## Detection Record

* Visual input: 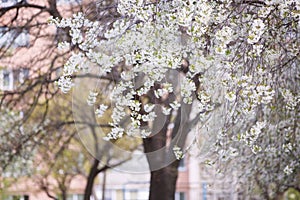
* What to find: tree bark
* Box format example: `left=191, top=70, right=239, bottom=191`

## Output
left=84, top=159, right=100, bottom=200
left=149, top=161, right=179, bottom=200
left=143, top=108, right=181, bottom=200
left=61, top=190, right=67, bottom=200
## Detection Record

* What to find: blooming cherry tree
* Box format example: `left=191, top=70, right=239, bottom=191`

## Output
left=50, top=0, right=299, bottom=199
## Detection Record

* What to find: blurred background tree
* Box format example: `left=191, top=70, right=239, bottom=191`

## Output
left=0, top=1, right=134, bottom=200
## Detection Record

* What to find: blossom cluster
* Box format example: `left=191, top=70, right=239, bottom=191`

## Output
left=281, top=89, right=299, bottom=110
left=173, top=145, right=184, bottom=160
left=217, top=146, right=239, bottom=162
left=247, top=19, right=266, bottom=44
left=240, top=121, right=266, bottom=154
left=95, top=104, right=108, bottom=118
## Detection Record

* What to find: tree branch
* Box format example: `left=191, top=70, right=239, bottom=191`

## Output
left=0, top=2, right=47, bottom=18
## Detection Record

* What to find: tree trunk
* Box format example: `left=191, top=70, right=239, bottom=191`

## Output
left=61, top=191, right=67, bottom=200
left=149, top=161, right=179, bottom=200
left=143, top=109, right=181, bottom=200
left=84, top=159, right=100, bottom=200
left=143, top=101, right=192, bottom=200
left=58, top=182, right=68, bottom=200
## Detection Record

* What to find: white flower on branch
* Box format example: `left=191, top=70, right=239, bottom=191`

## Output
left=225, top=91, right=236, bottom=102
left=173, top=145, right=184, bottom=160
left=57, top=76, right=73, bottom=93
left=181, top=78, right=196, bottom=104
left=141, top=112, right=156, bottom=122
left=251, top=145, right=262, bottom=154
left=247, top=19, right=265, bottom=44
left=144, top=104, right=155, bottom=113
left=63, top=52, right=84, bottom=76
left=215, top=26, right=234, bottom=45
left=105, top=127, right=124, bottom=140
left=170, top=101, right=181, bottom=110
left=282, top=89, right=299, bottom=110
left=218, top=149, right=229, bottom=162
left=229, top=147, right=239, bottom=157
left=95, top=104, right=108, bottom=118
left=162, top=106, right=171, bottom=116
left=284, top=165, right=293, bottom=175
left=57, top=41, right=70, bottom=51
left=87, top=91, right=98, bottom=106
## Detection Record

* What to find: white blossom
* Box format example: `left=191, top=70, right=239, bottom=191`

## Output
left=87, top=91, right=98, bottom=106
left=144, top=104, right=155, bottom=113
left=251, top=145, right=262, bottom=154
left=141, top=112, right=157, bottom=122
left=247, top=19, right=266, bottom=44
left=229, top=147, right=239, bottom=157
left=162, top=106, right=171, bottom=116
left=181, top=78, right=196, bottom=104
left=111, top=105, right=126, bottom=125
left=129, top=100, right=141, bottom=112
left=215, top=26, right=234, bottom=45
left=63, top=52, right=84, bottom=76
left=173, top=145, right=184, bottom=160
left=282, top=89, right=299, bottom=110
left=57, top=76, right=73, bottom=93
left=284, top=165, right=293, bottom=175
left=253, top=85, right=275, bottom=104
left=106, top=127, right=124, bottom=140
left=57, top=41, right=70, bottom=51
left=170, top=101, right=180, bottom=110
left=218, top=149, right=229, bottom=162
left=225, top=91, right=236, bottom=102
left=241, top=121, right=266, bottom=148
left=95, top=104, right=108, bottom=117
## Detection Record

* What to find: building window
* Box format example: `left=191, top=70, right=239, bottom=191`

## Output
left=57, top=0, right=82, bottom=5
left=0, top=69, right=14, bottom=91
left=0, top=0, right=23, bottom=8
left=124, top=189, right=137, bottom=200
left=0, top=0, right=16, bottom=7
left=14, top=29, right=29, bottom=47
left=66, top=194, right=84, bottom=200
left=175, top=192, right=186, bottom=200
left=58, top=194, right=83, bottom=200
left=0, top=27, right=29, bottom=48
left=95, top=189, right=114, bottom=200
left=3, top=195, right=29, bottom=200
left=19, top=68, right=29, bottom=84
left=0, top=68, right=29, bottom=91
